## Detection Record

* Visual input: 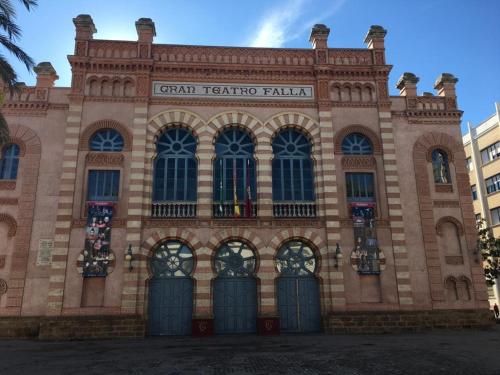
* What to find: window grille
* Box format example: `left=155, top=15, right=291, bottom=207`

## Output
left=341, top=133, right=373, bottom=155
left=87, top=170, right=120, bottom=201
left=346, top=173, right=375, bottom=201
left=90, top=129, right=124, bottom=152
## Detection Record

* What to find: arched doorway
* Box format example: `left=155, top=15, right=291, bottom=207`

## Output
left=148, top=240, right=194, bottom=335
left=213, top=240, right=257, bottom=334
left=276, top=240, right=321, bottom=332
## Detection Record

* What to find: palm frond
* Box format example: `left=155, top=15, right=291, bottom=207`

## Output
left=0, top=111, right=10, bottom=149
left=19, top=0, right=37, bottom=11
left=0, top=1, right=16, bottom=20
left=0, top=13, right=21, bottom=39
left=0, top=34, right=34, bottom=70
left=0, top=54, right=18, bottom=88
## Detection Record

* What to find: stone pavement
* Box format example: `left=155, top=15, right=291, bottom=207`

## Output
left=0, top=326, right=500, bottom=375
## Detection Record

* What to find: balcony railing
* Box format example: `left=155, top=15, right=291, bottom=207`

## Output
left=213, top=202, right=257, bottom=218
left=273, top=201, right=316, bottom=218
left=151, top=201, right=197, bottom=218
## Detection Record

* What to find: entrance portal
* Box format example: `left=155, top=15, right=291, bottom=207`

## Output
left=276, top=240, right=321, bottom=332
left=148, top=240, right=194, bottom=336
left=213, top=240, right=257, bottom=334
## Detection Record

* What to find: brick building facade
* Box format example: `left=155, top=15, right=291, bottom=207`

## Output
left=0, top=15, right=493, bottom=338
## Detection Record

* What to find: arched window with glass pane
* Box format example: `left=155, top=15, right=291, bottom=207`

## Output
left=0, top=144, right=20, bottom=180
left=153, top=128, right=197, bottom=203
left=341, top=133, right=373, bottom=155
left=431, top=148, right=451, bottom=184
left=213, top=128, right=256, bottom=218
left=90, top=129, right=124, bottom=152
left=272, top=129, right=314, bottom=202
left=150, top=240, right=194, bottom=278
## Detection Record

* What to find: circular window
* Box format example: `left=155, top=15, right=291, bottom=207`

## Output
left=276, top=240, right=317, bottom=276
left=214, top=241, right=256, bottom=277
left=150, top=241, right=194, bottom=278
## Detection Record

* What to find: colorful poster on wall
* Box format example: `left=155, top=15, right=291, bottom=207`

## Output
left=83, top=202, right=113, bottom=277
left=349, top=202, right=384, bottom=275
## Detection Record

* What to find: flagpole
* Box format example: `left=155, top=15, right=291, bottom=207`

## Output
left=245, top=158, right=252, bottom=218
left=233, top=158, right=240, bottom=217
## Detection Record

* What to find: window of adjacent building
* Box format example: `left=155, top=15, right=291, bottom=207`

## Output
left=485, top=173, right=500, bottom=195
left=90, top=129, right=124, bottom=152
left=272, top=129, right=314, bottom=201
left=480, top=141, right=500, bottom=165
left=431, top=149, right=451, bottom=184
left=341, top=133, right=373, bottom=155
left=87, top=170, right=120, bottom=201
left=345, top=172, right=375, bottom=201
left=213, top=128, right=256, bottom=214
left=0, top=144, right=20, bottom=180
left=491, top=206, right=500, bottom=225
left=153, top=128, right=197, bottom=202
left=471, top=185, right=478, bottom=200
left=466, top=157, right=473, bottom=172
left=475, top=213, right=482, bottom=222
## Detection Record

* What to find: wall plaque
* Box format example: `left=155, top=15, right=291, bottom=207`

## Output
left=152, top=82, right=314, bottom=100
left=37, top=239, right=53, bottom=266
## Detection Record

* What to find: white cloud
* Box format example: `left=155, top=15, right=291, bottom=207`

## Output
left=249, top=0, right=347, bottom=48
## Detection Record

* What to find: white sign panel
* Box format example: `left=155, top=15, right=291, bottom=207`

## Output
left=152, top=82, right=314, bottom=100
left=37, top=239, right=53, bottom=266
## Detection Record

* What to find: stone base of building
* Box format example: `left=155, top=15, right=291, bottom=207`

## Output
left=0, top=315, right=145, bottom=340
left=324, top=309, right=495, bottom=334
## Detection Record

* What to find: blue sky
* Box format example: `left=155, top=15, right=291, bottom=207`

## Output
left=7, top=0, right=500, bottom=132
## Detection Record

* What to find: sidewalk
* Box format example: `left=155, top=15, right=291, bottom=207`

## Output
left=0, top=326, right=499, bottom=375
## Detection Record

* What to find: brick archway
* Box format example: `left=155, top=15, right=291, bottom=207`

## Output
left=436, top=216, right=464, bottom=236
left=0, top=213, right=17, bottom=237
left=79, top=119, right=132, bottom=151
left=413, top=131, right=485, bottom=304
left=2, top=124, right=41, bottom=314
left=334, top=125, right=382, bottom=155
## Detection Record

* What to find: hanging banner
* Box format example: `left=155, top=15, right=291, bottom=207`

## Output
left=83, top=202, right=114, bottom=277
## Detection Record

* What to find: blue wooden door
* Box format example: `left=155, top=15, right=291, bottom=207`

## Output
left=148, top=277, right=193, bottom=336
left=214, top=277, right=257, bottom=334
left=278, top=277, right=321, bottom=333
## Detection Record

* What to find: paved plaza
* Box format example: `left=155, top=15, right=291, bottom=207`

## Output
left=0, top=325, right=500, bottom=375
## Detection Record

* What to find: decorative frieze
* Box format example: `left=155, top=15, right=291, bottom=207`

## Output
left=341, top=156, right=376, bottom=169
left=85, top=152, right=124, bottom=167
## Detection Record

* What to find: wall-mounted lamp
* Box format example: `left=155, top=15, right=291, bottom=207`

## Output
left=334, top=243, right=343, bottom=268
left=125, top=244, right=134, bottom=271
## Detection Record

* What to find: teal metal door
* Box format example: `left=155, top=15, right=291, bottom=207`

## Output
left=148, top=277, right=193, bottom=335
left=213, top=240, right=257, bottom=334
left=278, top=277, right=321, bottom=332
left=276, top=240, right=321, bottom=333
left=147, top=240, right=194, bottom=336
left=214, top=277, right=257, bottom=334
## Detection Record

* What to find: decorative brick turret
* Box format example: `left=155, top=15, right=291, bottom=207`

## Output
left=396, top=72, right=419, bottom=97
left=136, top=18, right=156, bottom=59
left=434, top=73, right=458, bottom=98
left=34, top=62, right=58, bottom=88
left=364, top=25, right=386, bottom=50
left=309, top=24, right=330, bottom=49
left=73, top=14, right=96, bottom=57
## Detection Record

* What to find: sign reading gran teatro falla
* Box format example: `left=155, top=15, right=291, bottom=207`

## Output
left=152, top=82, right=314, bottom=101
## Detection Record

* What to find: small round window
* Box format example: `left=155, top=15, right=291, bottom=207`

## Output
left=90, top=129, right=124, bottom=152
left=276, top=240, right=317, bottom=276
left=341, top=133, right=373, bottom=155
left=150, top=241, right=194, bottom=278
left=214, top=241, right=256, bottom=277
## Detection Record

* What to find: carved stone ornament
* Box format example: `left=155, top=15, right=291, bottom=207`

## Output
left=341, top=156, right=376, bottom=169
left=85, top=152, right=124, bottom=167
left=0, top=180, right=16, bottom=190
left=76, top=248, right=116, bottom=275
left=0, top=279, right=7, bottom=295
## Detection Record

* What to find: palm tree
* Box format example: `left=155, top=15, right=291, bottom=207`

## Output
left=0, top=0, right=37, bottom=148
